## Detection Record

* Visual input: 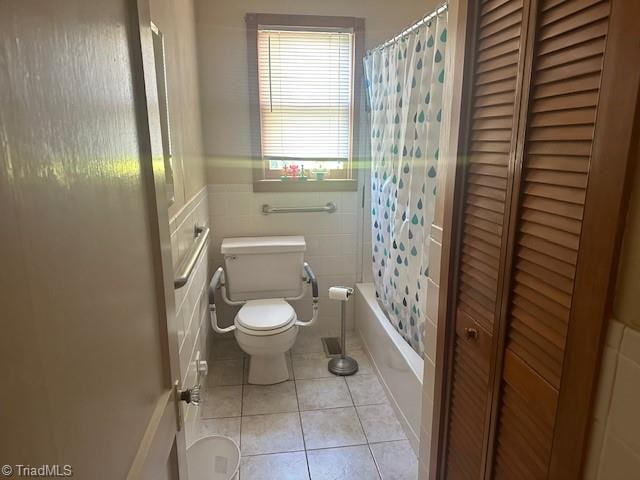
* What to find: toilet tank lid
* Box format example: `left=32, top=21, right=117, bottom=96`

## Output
left=221, top=236, right=306, bottom=255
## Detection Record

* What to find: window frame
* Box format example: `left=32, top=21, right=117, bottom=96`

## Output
left=246, top=13, right=365, bottom=192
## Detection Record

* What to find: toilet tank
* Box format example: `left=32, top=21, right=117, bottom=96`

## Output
left=221, top=236, right=306, bottom=300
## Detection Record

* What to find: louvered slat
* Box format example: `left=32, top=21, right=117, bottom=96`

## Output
left=458, top=0, right=523, bottom=332
left=493, top=0, right=611, bottom=477
left=445, top=0, right=526, bottom=477
left=504, top=0, right=609, bottom=391
left=445, top=335, right=490, bottom=479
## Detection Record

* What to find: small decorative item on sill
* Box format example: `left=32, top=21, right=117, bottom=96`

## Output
left=288, top=164, right=300, bottom=181
left=299, top=165, right=308, bottom=181
left=313, top=164, right=328, bottom=181
left=281, top=163, right=301, bottom=182
left=280, top=163, right=289, bottom=181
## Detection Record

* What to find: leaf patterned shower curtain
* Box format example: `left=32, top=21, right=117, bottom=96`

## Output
left=364, top=13, right=447, bottom=357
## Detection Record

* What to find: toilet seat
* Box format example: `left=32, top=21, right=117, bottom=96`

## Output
left=235, top=299, right=297, bottom=336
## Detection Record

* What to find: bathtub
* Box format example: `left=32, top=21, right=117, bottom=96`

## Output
left=355, top=283, right=424, bottom=454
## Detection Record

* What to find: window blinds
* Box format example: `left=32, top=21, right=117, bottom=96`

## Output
left=257, top=29, right=353, bottom=165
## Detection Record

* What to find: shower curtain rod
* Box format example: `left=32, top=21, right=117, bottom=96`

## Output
left=366, top=2, right=448, bottom=56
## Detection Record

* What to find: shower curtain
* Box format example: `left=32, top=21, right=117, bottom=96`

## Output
left=364, top=13, right=447, bottom=357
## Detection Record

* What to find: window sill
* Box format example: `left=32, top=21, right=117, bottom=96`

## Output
left=253, top=179, right=358, bottom=192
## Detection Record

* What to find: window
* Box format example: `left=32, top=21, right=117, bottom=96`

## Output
left=246, top=14, right=364, bottom=191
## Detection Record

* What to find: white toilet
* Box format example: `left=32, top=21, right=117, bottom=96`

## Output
left=208, top=236, right=318, bottom=385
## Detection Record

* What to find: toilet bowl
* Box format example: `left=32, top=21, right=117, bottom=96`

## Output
left=208, top=236, right=319, bottom=385
left=234, top=298, right=298, bottom=384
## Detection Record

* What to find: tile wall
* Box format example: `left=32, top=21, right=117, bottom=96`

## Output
left=584, top=319, right=640, bottom=479
left=585, top=136, right=640, bottom=478
left=207, top=184, right=363, bottom=340
left=418, top=223, right=442, bottom=477
left=169, top=186, right=211, bottom=440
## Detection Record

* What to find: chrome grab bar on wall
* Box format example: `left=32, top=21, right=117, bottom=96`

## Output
left=174, top=225, right=210, bottom=289
left=261, top=202, right=337, bottom=215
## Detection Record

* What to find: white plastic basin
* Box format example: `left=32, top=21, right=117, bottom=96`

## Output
left=187, top=435, right=240, bottom=480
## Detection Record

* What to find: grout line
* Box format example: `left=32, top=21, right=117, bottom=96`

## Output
left=345, top=372, right=383, bottom=480
left=239, top=357, right=245, bottom=461
left=239, top=441, right=377, bottom=459
left=304, top=442, right=368, bottom=453
left=240, top=449, right=307, bottom=459
left=297, top=403, right=357, bottom=414
left=290, top=352, right=313, bottom=480
left=205, top=400, right=360, bottom=420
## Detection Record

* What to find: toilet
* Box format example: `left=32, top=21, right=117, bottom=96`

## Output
left=208, top=236, right=318, bottom=385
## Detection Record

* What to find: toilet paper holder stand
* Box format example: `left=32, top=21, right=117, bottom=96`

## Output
left=327, top=286, right=358, bottom=376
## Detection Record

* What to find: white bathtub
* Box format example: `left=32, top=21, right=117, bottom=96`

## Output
left=355, top=283, right=424, bottom=454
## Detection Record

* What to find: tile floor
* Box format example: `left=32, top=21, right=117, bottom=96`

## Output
left=193, top=334, right=419, bottom=479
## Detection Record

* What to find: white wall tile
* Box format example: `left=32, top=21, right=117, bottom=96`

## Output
left=426, top=278, right=439, bottom=324
left=209, top=191, right=227, bottom=217
left=592, top=345, right=619, bottom=423
left=170, top=188, right=211, bottom=443
left=607, top=355, right=640, bottom=454
left=428, top=235, right=442, bottom=286
left=584, top=420, right=605, bottom=480
left=606, top=319, right=625, bottom=349
left=209, top=183, right=252, bottom=193
left=598, top=433, right=640, bottom=480
left=424, top=318, right=437, bottom=365
left=423, top=357, right=436, bottom=404
left=430, top=224, right=443, bottom=244
left=340, top=191, right=359, bottom=213
left=587, top=319, right=640, bottom=479
left=621, top=327, right=640, bottom=366
left=339, top=234, right=357, bottom=256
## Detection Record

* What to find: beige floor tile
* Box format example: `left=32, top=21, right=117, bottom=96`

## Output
left=243, top=381, right=298, bottom=416
left=307, top=445, right=380, bottom=480
left=346, top=375, right=387, bottom=406
left=370, top=440, right=418, bottom=480
left=240, top=452, right=310, bottom=480
left=296, top=377, right=353, bottom=411
left=201, top=385, right=242, bottom=418
left=292, top=333, right=326, bottom=354
left=346, top=331, right=364, bottom=351
left=292, top=352, right=334, bottom=380
left=195, top=417, right=241, bottom=446
left=206, top=357, right=244, bottom=386
left=292, top=330, right=362, bottom=356
left=348, top=349, right=373, bottom=375
left=210, top=337, right=244, bottom=360
left=300, top=407, right=366, bottom=450
left=357, top=404, right=406, bottom=443
left=241, top=413, right=304, bottom=456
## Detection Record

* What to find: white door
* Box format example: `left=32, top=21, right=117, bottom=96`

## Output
left=128, top=0, right=191, bottom=477
left=0, top=0, right=188, bottom=478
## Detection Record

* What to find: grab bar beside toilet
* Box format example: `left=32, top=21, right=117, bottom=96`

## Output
left=208, top=267, right=236, bottom=334
left=208, top=263, right=319, bottom=333
left=174, top=225, right=210, bottom=289
left=295, top=262, right=319, bottom=327
left=261, top=202, right=337, bottom=215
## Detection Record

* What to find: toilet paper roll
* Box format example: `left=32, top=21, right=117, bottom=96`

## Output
left=329, top=286, right=354, bottom=301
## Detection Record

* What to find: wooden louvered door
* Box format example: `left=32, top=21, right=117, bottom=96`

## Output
left=437, top=0, right=640, bottom=479
left=490, top=0, right=612, bottom=478
left=443, top=0, right=530, bottom=478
